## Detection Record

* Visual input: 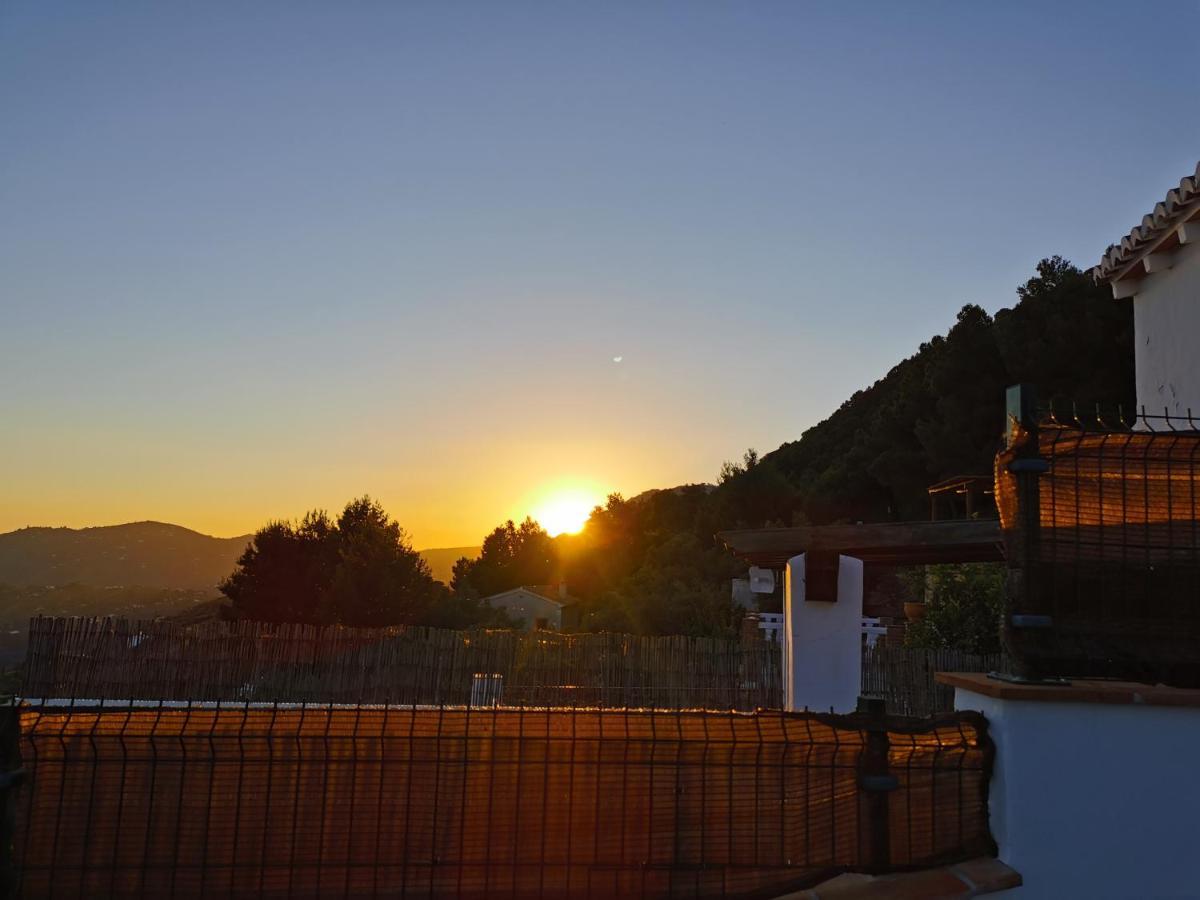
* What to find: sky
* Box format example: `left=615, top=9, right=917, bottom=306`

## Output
left=2, top=2, right=1198, bottom=547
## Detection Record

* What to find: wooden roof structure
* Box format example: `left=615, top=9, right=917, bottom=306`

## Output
left=717, top=519, right=1005, bottom=569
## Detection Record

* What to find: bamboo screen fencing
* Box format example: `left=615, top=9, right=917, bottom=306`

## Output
left=23, top=618, right=782, bottom=711
left=24, top=618, right=1016, bottom=717
left=861, top=646, right=1008, bottom=718
left=5, top=702, right=994, bottom=899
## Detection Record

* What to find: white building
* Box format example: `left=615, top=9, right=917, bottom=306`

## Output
left=1092, top=161, right=1200, bottom=416
left=481, top=583, right=579, bottom=631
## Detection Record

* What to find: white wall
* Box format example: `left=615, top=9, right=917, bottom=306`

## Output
left=783, top=554, right=863, bottom=713
left=955, top=686, right=1200, bottom=899
left=489, top=589, right=563, bottom=630
left=1134, top=241, right=1200, bottom=417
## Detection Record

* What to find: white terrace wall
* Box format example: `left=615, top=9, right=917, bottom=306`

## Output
left=954, top=685, right=1200, bottom=900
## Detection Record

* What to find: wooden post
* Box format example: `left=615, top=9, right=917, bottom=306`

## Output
left=856, top=696, right=893, bottom=873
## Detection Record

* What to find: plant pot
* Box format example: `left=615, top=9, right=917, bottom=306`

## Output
left=904, top=601, right=927, bottom=622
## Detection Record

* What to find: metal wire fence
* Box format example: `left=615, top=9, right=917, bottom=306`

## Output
left=3, top=699, right=994, bottom=899
left=997, top=399, right=1200, bottom=684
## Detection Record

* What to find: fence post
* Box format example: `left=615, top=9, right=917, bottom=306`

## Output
left=0, top=704, right=27, bottom=898
left=856, top=696, right=893, bottom=873
left=1003, top=383, right=1050, bottom=681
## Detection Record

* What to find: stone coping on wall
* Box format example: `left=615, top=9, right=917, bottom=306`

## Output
left=936, top=671, right=1200, bottom=707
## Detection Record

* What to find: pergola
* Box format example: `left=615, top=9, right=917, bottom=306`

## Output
left=720, top=519, right=1005, bottom=603
left=718, top=519, right=1005, bottom=570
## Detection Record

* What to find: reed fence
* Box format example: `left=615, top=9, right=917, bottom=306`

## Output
left=22, top=618, right=1014, bottom=716
left=22, top=618, right=782, bottom=711
left=861, top=645, right=1009, bottom=718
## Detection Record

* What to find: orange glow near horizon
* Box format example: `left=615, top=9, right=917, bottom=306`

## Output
left=0, top=430, right=704, bottom=549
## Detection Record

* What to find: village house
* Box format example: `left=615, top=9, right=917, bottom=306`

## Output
left=481, top=582, right=580, bottom=631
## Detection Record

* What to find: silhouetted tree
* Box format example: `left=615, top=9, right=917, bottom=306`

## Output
left=219, top=511, right=338, bottom=624
left=221, top=496, right=501, bottom=627
left=450, top=517, right=555, bottom=598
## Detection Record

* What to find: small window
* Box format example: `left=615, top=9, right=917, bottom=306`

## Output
left=534, top=617, right=549, bottom=631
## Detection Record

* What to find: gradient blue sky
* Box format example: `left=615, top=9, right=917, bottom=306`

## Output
left=2, top=2, right=1197, bottom=546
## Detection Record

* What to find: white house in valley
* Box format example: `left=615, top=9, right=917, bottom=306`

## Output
left=481, top=583, right=580, bottom=631
left=1091, top=161, right=1200, bottom=416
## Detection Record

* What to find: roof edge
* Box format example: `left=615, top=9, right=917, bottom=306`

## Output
left=1091, top=161, right=1200, bottom=286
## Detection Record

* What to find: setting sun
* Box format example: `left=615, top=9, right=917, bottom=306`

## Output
left=531, top=490, right=600, bottom=536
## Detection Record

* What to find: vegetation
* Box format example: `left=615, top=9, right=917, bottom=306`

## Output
left=0, top=521, right=250, bottom=590
left=902, top=564, right=1006, bottom=655
left=450, top=518, right=556, bottom=598
left=763, top=257, right=1133, bottom=523
left=220, top=497, right=511, bottom=628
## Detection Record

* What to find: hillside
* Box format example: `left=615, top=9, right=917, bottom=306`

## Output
left=0, top=522, right=252, bottom=590
left=0, top=521, right=480, bottom=591
left=761, top=257, right=1135, bottom=524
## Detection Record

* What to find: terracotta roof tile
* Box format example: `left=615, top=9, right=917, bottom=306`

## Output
left=1092, top=161, right=1200, bottom=283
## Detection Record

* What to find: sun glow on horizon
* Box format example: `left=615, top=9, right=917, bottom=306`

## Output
left=530, top=489, right=602, bottom=536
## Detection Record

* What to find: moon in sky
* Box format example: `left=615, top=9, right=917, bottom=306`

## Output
left=612, top=356, right=623, bottom=363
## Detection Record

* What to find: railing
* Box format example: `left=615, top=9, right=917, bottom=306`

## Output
left=998, top=387, right=1200, bottom=685
left=4, top=699, right=994, bottom=899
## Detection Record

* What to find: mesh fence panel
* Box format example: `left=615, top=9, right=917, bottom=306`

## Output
left=996, top=422, right=1200, bottom=683
left=6, top=703, right=993, bottom=899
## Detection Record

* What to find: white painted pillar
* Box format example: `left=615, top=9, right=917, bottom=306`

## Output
left=782, top=553, right=864, bottom=713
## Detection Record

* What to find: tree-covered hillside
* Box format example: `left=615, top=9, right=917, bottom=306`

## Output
left=764, top=257, right=1133, bottom=524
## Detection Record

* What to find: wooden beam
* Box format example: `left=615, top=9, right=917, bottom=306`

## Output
left=717, top=519, right=1005, bottom=568
left=804, top=551, right=839, bottom=602
left=1111, top=278, right=1140, bottom=300
left=1177, top=220, right=1200, bottom=245
left=1142, top=249, right=1179, bottom=274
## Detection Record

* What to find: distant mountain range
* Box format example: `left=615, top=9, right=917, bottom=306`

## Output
left=0, top=522, right=252, bottom=590
left=0, top=522, right=479, bottom=589
left=416, top=546, right=481, bottom=584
